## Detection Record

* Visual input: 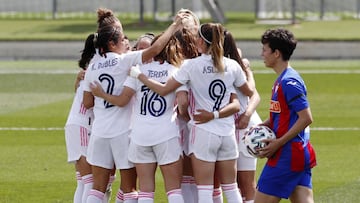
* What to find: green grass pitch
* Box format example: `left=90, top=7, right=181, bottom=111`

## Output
left=0, top=60, right=359, bottom=202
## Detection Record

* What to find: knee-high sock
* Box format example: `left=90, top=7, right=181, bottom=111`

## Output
left=115, top=189, right=124, bottom=203
left=181, top=176, right=195, bottom=203
left=124, top=191, right=138, bottom=203
left=74, top=171, right=84, bottom=203
left=167, top=188, right=184, bottom=203
left=221, top=183, right=243, bottom=203
left=213, top=187, right=223, bottom=203
left=86, top=189, right=104, bottom=203
left=82, top=174, right=93, bottom=203
left=138, top=191, right=154, bottom=203
left=197, top=185, right=213, bottom=203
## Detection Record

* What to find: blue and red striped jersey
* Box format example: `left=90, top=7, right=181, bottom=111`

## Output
left=267, top=67, right=316, bottom=171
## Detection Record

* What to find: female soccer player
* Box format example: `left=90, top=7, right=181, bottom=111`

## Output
left=64, top=33, right=95, bottom=203
left=172, top=9, right=201, bottom=203
left=82, top=13, right=187, bottom=203
left=90, top=33, right=185, bottom=203
left=254, top=28, right=317, bottom=203
left=132, top=32, right=155, bottom=51
left=130, top=23, right=256, bottom=203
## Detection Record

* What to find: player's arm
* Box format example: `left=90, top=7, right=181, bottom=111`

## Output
left=141, top=13, right=185, bottom=63
left=236, top=85, right=261, bottom=129
left=74, top=69, right=85, bottom=92
left=176, top=90, right=190, bottom=122
left=131, top=65, right=182, bottom=96
left=194, top=93, right=240, bottom=124
left=90, top=81, right=135, bottom=107
left=259, top=108, right=313, bottom=158
left=83, top=91, right=94, bottom=109
left=242, top=58, right=256, bottom=90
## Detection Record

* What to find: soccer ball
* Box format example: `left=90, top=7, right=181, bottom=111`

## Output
left=244, top=125, right=276, bottom=158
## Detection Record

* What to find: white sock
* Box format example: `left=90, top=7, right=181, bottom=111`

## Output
left=197, top=185, right=213, bottom=203
left=74, top=172, right=84, bottom=203
left=221, top=183, right=243, bottom=203
left=213, top=187, right=223, bottom=203
left=86, top=189, right=104, bottom=203
left=115, top=189, right=124, bottom=203
left=244, top=200, right=254, bottom=203
left=181, top=176, right=195, bottom=203
left=138, top=191, right=154, bottom=203
left=82, top=174, right=93, bottom=203
left=190, top=177, right=198, bottom=202
left=167, top=188, right=184, bottom=203
left=124, top=191, right=138, bottom=203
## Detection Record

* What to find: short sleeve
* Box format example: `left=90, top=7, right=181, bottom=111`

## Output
left=282, top=78, right=309, bottom=112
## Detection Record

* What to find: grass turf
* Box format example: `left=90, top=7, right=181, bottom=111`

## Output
left=0, top=60, right=359, bottom=202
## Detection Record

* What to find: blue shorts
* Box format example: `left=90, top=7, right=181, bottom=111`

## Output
left=257, top=165, right=313, bottom=199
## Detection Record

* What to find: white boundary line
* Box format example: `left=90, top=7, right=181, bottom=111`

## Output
left=0, top=127, right=359, bottom=131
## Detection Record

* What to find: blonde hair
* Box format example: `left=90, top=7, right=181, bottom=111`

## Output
left=152, top=34, right=183, bottom=67
left=177, top=8, right=200, bottom=35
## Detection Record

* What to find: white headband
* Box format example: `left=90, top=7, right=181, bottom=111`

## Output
left=199, top=24, right=212, bottom=44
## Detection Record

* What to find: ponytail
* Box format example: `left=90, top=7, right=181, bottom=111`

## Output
left=78, top=33, right=96, bottom=69
left=199, top=23, right=225, bottom=73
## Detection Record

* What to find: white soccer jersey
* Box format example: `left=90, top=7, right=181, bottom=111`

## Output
left=65, top=80, right=94, bottom=129
left=83, top=51, right=143, bottom=138
left=173, top=54, right=247, bottom=136
left=234, top=74, right=262, bottom=126
left=124, top=61, right=180, bottom=146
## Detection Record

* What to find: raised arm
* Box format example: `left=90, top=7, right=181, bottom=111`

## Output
left=141, top=13, right=186, bottom=63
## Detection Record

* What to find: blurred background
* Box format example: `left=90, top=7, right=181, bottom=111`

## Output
left=0, top=0, right=359, bottom=23
left=0, top=0, right=359, bottom=61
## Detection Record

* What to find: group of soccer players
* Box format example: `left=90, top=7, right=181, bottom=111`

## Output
left=65, top=6, right=316, bottom=203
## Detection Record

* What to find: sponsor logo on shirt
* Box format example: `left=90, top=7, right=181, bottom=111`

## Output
left=286, top=81, right=297, bottom=86
left=270, top=100, right=281, bottom=113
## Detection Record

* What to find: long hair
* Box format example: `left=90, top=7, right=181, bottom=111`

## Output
left=152, top=34, right=183, bottom=67
left=78, top=33, right=96, bottom=69
left=223, top=30, right=246, bottom=70
left=174, top=29, right=198, bottom=59
left=199, top=23, right=225, bottom=73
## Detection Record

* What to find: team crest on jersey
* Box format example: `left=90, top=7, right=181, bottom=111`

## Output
left=270, top=100, right=281, bottom=113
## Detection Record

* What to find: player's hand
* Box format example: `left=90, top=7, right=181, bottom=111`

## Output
left=129, top=65, right=141, bottom=78
left=242, top=58, right=251, bottom=70
left=193, top=109, right=214, bottom=124
left=76, top=70, right=86, bottom=81
left=235, top=112, right=251, bottom=129
left=173, top=12, right=189, bottom=29
left=90, top=81, right=105, bottom=98
left=257, top=138, right=279, bottom=159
